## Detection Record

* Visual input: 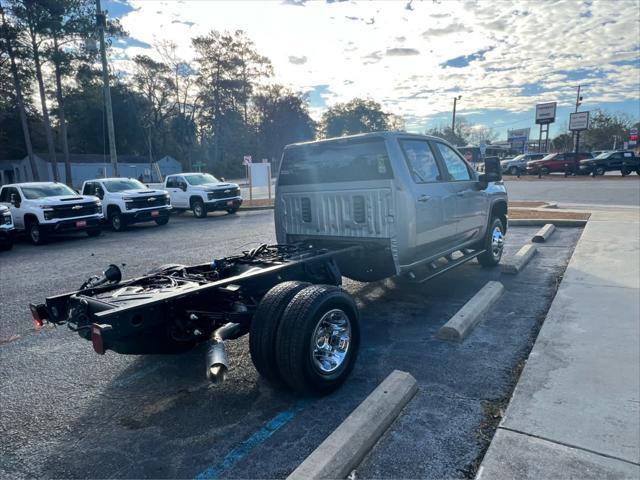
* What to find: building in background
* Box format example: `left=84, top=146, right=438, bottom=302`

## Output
left=0, top=154, right=181, bottom=189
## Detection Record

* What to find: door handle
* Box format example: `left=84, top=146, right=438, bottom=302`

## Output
left=418, top=195, right=431, bottom=203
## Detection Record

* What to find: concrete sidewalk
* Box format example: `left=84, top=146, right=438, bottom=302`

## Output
left=477, top=209, right=640, bottom=479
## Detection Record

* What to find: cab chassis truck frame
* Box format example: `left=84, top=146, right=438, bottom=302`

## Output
left=31, top=244, right=365, bottom=395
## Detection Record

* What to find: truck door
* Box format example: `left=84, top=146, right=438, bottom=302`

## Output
left=433, top=141, right=486, bottom=244
left=0, top=187, right=25, bottom=229
left=166, top=176, right=187, bottom=208
left=398, top=139, right=457, bottom=260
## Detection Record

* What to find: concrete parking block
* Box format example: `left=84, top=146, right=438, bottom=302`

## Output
left=437, top=281, right=504, bottom=342
left=287, top=370, right=418, bottom=480
left=500, top=244, right=537, bottom=274
left=532, top=223, right=556, bottom=243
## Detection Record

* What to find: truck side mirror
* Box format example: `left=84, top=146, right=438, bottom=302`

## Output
left=180, top=183, right=187, bottom=192
left=95, top=187, right=104, bottom=199
left=10, top=193, right=20, bottom=208
left=478, top=157, right=502, bottom=188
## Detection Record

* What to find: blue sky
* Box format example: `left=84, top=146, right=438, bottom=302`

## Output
left=104, top=0, right=640, bottom=140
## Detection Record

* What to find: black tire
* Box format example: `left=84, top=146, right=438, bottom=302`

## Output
left=276, top=285, right=360, bottom=395
left=226, top=208, right=238, bottom=214
left=192, top=199, right=206, bottom=218
left=86, top=228, right=101, bottom=237
left=621, top=167, right=631, bottom=176
left=249, top=281, right=311, bottom=383
left=155, top=216, right=169, bottom=226
left=508, top=166, right=518, bottom=176
left=595, top=166, right=605, bottom=176
left=110, top=210, right=126, bottom=231
left=636, top=167, right=640, bottom=176
left=540, top=167, right=550, bottom=176
left=477, top=216, right=505, bottom=267
left=27, top=219, right=46, bottom=245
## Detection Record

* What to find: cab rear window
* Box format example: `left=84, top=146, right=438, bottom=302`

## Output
left=278, top=138, right=393, bottom=185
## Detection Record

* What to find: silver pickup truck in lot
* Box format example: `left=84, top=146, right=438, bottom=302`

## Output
left=32, top=132, right=506, bottom=395
left=275, top=132, right=508, bottom=282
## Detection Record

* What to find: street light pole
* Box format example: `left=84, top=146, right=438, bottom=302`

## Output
left=96, top=0, right=118, bottom=176
left=451, top=95, right=461, bottom=134
left=574, top=85, right=583, bottom=154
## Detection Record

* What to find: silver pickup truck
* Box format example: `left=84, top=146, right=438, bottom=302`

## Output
left=275, top=131, right=508, bottom=282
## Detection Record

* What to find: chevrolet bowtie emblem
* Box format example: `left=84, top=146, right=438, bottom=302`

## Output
left=72, top=205, right=82, bottom=210
left=224, top=190, right=230, bottom=194
left=148, top=197, right=156, bottom=201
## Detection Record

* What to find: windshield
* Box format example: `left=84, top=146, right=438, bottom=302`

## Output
left=279, top=138, right=393, bottom=185
left=102, top=179, right=147, bottom=192
left=594, top=152, right=610, bottom=159
left=185, top=174, right=220, bottom=185
left=508, top=155, right=524, bottom=162
left=540, top=153, right=557, bottom=161
left=21, top=184, right=77, bottom=199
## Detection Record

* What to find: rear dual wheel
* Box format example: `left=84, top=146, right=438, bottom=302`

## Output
left=250, top=282, right=360, bottom=395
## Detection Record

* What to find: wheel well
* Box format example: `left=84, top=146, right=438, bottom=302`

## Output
left=107, top=204, right=121, bottom=218
left=190, top=196, right=203, bottom=207
left=24, top=213, right=38, bottom=227
left=490, top=201, right=508, bottom=233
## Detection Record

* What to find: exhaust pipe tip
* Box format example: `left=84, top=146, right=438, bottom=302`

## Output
left=207, top=364, right=228, bottom=384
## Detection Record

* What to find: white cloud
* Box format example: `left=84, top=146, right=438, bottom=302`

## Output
left=111, top=0, right=639, bottom=130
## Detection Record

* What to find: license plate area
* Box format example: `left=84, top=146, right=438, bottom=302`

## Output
left=226, top=200, right=234, bottom=207
left=151, top=210, right=160, bottom=217
left=76, top=220, right=87, bottom=228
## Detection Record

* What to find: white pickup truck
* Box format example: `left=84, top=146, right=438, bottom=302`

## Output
left=81, top=178, right=171, bottom=231
left=0, top=204, right=15, bottom=250
left=163, top=173, right=242, bottom=218
left=0, top=182, right=102, bottom=245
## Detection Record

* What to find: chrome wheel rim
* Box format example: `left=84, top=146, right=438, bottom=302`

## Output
left=310, top=309, right=351, bottom=374
left=491, top=226, right=504, bottom=258
left=112, top=215, right=120, bottom=229
left=194, top=204, right=202, bottom=216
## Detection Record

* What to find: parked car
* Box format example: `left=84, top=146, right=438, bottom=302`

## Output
left=579, top=150, right=640, bottom=176
left=526, top=152, right=593, bottom=175
left=501, top=153, right=547, bottom=175
left=163, top=173, right=242, bottom=218
left=0, top=182, right=102, bottom=245
left=82, top=178, right=171, bottom=231
left=0, top=204, right=15, bottom=250
left=275, top=132, right=508, bottom=281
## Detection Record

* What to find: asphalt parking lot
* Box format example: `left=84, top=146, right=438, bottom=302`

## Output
left=0, top=210, right=582, bottom=479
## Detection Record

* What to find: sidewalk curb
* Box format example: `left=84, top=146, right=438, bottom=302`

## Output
left=437, top=281, right=504, bottom=342
left=532, top=224, right=556, bottom=243
left=501, top=244, right=537, bottom=274
left=509, top=218, right=587, bottom=227
left=239, top=205, right=274, bottom=211
left=287, top=370, right=418, bottom=480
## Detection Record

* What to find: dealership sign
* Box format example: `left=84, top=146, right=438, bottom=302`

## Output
left=569, top=111, right=590, bottom=131
left=535, top=102, right=557, bottom=124
left=507, top=128, right=530, bottom=143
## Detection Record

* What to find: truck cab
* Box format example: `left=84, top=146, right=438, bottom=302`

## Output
left=0, top=182, right=103, bottom=245
left=0, top=204, right=15, bottom=250
left=275, top=132, right=508, bottom=281
left=163, top=173, right=242, bottom=218
left=82, top=178, right=171, bottom=231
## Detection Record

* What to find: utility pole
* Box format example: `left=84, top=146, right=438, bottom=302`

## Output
left=451, top=95, right=461, bottom=134
left=574, top=85, right=583, bottom=154
left=96, top=0, right=118, bottom=176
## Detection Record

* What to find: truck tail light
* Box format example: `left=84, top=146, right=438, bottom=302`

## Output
left=29, top=303, right=45, bottom=329
left=91, top=324, right=111, bottom=354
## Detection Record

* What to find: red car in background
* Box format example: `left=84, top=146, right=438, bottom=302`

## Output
left=526, top=152, right=593, bottom=175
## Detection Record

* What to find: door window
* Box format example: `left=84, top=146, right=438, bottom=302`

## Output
left=0, top=188, right=8, bottom=202
left=166, top=177, right=176, bottom=188
left=399, top=140, right=442, bottom=183
left=435, top=143, right=472, bottom=181
left=82, top=183, right=94, bottom=195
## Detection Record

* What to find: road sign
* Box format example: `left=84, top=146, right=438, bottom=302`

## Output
left=569, top=111, right=590, bottom=131
left=630, top=128, right=638, bottom=146
left=242, top=155, right=252, bottom=166
left=536, top=102, right=557, bottom=124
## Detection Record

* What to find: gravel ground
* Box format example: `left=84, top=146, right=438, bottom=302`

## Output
left=0, top=210, right=581, bottom=479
